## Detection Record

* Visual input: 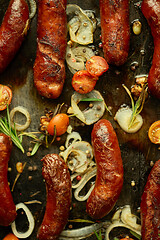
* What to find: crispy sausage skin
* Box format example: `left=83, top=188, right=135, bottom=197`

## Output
left=0, top=0, right=29, bottom=73
left=0, top=133, right=17, bottom=226
left=141, top=160, right=160, bottom=239
left=37, top=154, right=72, bottom=240
left=33, top=0, right=67, bottom=99
left=86, top=119, right=123, bottom=219
left=99, top=0, right=130, bottom=66
left=141, top=0, right=160, bottom=99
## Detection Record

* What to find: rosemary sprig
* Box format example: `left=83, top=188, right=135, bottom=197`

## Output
left=0, top=105, right=24, bottom=153
left=123, top=83, right=148, bottom=129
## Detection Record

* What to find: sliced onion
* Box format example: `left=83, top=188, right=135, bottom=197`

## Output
left=66, top=4, right=94, bottom=45
left=66, top=44, right=95, bottom=74
left=28, top=0, right=37, bottom=19
left=120, top=205, right=141, bottom=231
left=73, top=166, right=96, bottom=201
left=65, top=131, right=82, bottom=148
left=10, top=106, right=31, bottom=131
left=60, top=222, right=108, bottom=239
left=11, top=203, right=35, bottom=239
left=71, top=90, right=105, bottom=125
left=114, top=106, right=143, bottom=133
left=60, top=141, right=93, bottom=173
left=105, top=205, right=141, bottom=240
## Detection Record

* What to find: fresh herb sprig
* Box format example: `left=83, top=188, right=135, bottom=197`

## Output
left=94, top=229, right=103, bottom=240
left=123, top=83, right=148, bottom=128
left=0, top=105, right=24, bottom=153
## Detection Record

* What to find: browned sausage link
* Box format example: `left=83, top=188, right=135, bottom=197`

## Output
left=86, top=119, right=123, bottom=219
left=33, top=0, right=67, bottom=99
left=0, top=133, right=17, bottom=226
left=0, top=0, right=29, bottom=73
left=99, top=0, right=130, bottom=66
left=141, top=0, right=160, bottom=99
left=140, top=159, right=160, bottom=239
left=37, top=154, right=72, bottom=240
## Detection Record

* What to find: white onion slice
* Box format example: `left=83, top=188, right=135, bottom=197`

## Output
left=120, top=205, right=141, bottom=231
left=66, top=4, right=94, bottom=45
left=66, top=44, right=95, bottom=74
left=60, top=222, right=108, bottom=239
left=74, top=167, right=96, bottom=201
left=71, top=90, right=105, bottom=125
left=60, top=141, right=93, bottom=173
left=11, top=203, right=35, bottom=239
left=28, top=0, right=37, bottom=19
left=65, top=131, right=82, bottom=148
left=114, top=106, right=143, bottom=133
left=10, top=106, right=31, bottom=131
left=105, top=205, right=141, bottom=240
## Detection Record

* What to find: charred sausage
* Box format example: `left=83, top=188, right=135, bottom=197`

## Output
left=0, top=0, right=29, bottom=73
left=99, top=0, right=130, bottom=66
left=33, top=0, right=67, bottom=99
left=37, top=154, right=72, bottom=240
left=140, top=159, right=160, bottom=239
left=86, top=119, right=123, bottom=219
left=141, top=0, right=160, bottom=99
left=0, top=133, right=17, bottom=226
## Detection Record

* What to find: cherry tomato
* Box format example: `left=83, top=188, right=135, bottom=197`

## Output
left=148, top=120, right=160, bottom=144
left=86, top=56, right=109, bottom=77
left=3, top=233, right=19, bottom=240
left=47, top=113, right=69, bottom=136
left=120, top=238, right=133, bottom=240
left=72, top=70, right=98, bottom=94
left=0, top=84, right=12, bottom=111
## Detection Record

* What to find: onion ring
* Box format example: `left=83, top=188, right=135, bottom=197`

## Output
left=11, top=202, right=35, bottom=239
left=10, top=106, right=31, bottom=131
left=28, top=0, right=37, bottom=19
left=60, top=222, right=109, bottom=239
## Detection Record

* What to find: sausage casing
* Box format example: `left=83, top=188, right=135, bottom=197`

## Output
left=99, top=0, right=130, bottom=66
left=0, top=133, right=17, bottom=226
left=86, top=119, right=123, bottom=219
left=37, top=154, right=72, bottom=240
left=0, top=0, right=29, bottom=73
left=141, top=159, right=160, bottom=239
left=141, top=0, right=160, bottom=99
left=33, top=0, right=67, bottom=99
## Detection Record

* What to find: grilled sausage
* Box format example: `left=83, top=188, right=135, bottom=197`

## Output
left=0, top=133, right=17, bottom=226
left=37, top=154, right=72, bottom=240
left=141, top=0, right=160, bottom=99
left=140, top=159, right=160, bottom=239
left=99, top=0, right=130, bottom=66
left=86, top=119, right=123, bottom=219
left=0, top=0, right=29, bottom=73
left=33, top=0, right=67, bottom=99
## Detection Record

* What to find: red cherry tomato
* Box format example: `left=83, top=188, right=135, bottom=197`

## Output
left=148, top=120, right=160, bottom=144
left=3, top=233, right=19, bottom=240
left=72, top=70, right=98, bottom=94
left=0, top=84, right=12, bottom=111
left=86, top=56, right=109, bottom=77
left=47, top=113, right=69, bottom=136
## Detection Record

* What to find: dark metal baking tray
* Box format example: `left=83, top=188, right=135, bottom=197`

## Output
left=0, top=0, right=160, bottom=239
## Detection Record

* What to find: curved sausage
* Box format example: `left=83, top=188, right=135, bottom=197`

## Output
left=0, top=133, right=17, bottom=226
left=33, top=0, right=67, bottom=99
left=86, top=119, right=123, bottom=219
left=141, top=0, right=160, bottom=99
left=99, top=0, right=130, bottom=66
left=0, top=0, right=29, bottom=73
left=37, top=154, right=72, bottom=240
left=140, top=159, right=160, bottom=240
